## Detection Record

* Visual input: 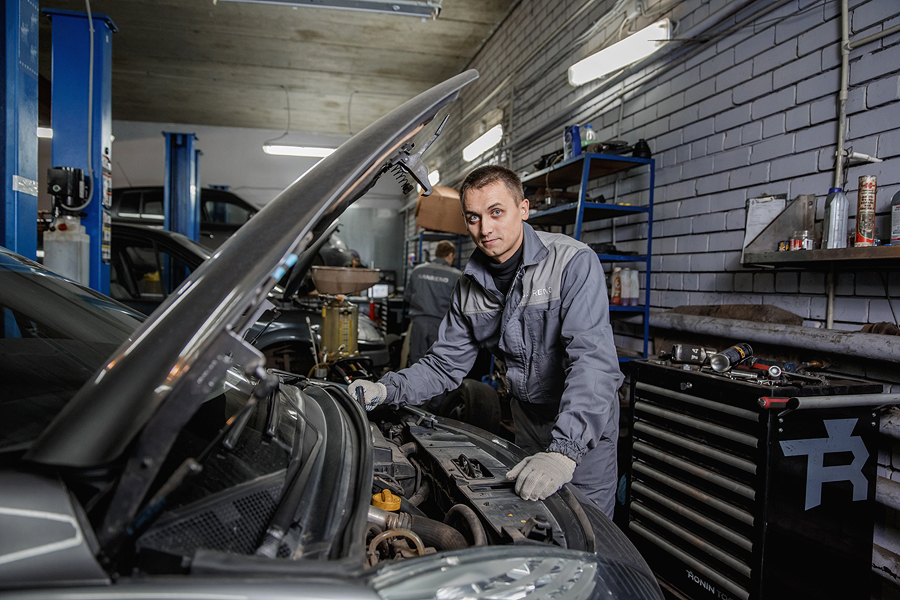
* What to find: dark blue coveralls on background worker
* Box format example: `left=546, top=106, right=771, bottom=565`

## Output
left=404, top=241, right=461, bottom=365
left=351, top=165, right=623, bottom=516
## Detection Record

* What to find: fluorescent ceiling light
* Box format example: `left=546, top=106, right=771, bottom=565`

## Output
left=463, top=125, right=503, bottom=162
left=263, top=144, right=335, bottom=157
left=37, top=127, right=53, bottom=138
left=428, top=170, right=440, bottom=186
left=218, top=0, right=440, bottom=18
left=568, top=18, right=671, bottom=86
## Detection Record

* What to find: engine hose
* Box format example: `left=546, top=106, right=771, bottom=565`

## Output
left=399, top=442, right=417, bottom=457
left=365, top=523, right=383, bottom=539
left=368, top=506, right=468, bottom=552
left=444, top=504, right=488, bottom=547
left=406, top=514, right=468, bottom=551
left=408, top=480, right=431, bottom=507
left=368, top=528, right=426, bottom=559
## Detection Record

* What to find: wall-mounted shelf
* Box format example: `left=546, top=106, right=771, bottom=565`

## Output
left=743, top=244, right=900, bottom=330
left=743, top=245, right=900, bottom=269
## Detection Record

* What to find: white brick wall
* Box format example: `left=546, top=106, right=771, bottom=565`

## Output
left=406, top=0, right=900, bottom=350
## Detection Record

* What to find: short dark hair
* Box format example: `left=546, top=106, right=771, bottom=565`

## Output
left=435, top=241, right=456, bottom=258
left=459, top=165, right=524, bottom=206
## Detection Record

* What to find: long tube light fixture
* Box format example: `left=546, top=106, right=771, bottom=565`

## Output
left=218, top=0, right=441, bottom=19
left=263, top=144, right=335, bottom=157
left=568, top=18, right=671, bottom=86
left=463, top=124, right=503, bottom=162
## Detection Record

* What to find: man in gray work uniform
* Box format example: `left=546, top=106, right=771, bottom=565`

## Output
left=405, top=241, right=461, bottom=365
left=351, top=165, right=623, bottom=516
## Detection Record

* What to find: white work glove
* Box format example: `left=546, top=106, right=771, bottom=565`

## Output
left=348, top=380, right=387, bottom=411
left=506, top=452, right=577, bottom=501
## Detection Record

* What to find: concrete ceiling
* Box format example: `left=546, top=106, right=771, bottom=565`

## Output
left=38, top=0, right=516, bottom=136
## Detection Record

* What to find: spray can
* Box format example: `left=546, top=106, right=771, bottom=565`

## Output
left=823, top=188, right=849, bottom=249
left=855, top=175, right=877, bottom=247
left=891, top=191, right=900, bottom=245
left=709, top=343, right=753, bottom=372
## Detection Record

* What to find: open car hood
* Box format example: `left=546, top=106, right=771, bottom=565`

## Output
left=27, top=69, right=477, bottom=469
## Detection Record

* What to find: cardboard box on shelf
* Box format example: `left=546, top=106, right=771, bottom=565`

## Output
left=415, top=186, right=468, bottom=236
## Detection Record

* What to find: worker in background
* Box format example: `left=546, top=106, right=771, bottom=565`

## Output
left=349, top=249, right=364, bottom=268
left=404, top=241, right=461, bottom=365
left=351, top=165, right=623, bottom=516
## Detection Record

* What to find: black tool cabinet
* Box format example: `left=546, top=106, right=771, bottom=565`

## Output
left=626, top=360, right=881, bottom=600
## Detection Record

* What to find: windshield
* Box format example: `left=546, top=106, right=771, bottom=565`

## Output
left=0, top=249, right=142, bottom=451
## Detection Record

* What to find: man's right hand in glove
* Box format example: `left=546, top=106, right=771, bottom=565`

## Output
left=348, top=380, right=387, bottom=411
left=506, top=452, right=576, bottom=501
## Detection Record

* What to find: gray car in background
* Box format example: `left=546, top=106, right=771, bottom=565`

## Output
left=110, top=222, right=390, bottom=373
left=111, top=186, right=258, bottom=249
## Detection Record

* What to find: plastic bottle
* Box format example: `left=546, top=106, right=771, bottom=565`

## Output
left=891, top=190, right=900, bottom=245
left=44, top=214, right=91, bottom=286
left=630, top=269, right=640, bottom=306
left=581, top=124, right=597, bottom=149
left=620, top=268, right=632, bottom=306
left=823, top=187, right=849, bottom=249
left=610, top=267, right=622, bottom=305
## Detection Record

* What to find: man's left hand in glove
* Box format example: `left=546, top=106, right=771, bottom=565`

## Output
left=506, top=452, right=576, bottom=501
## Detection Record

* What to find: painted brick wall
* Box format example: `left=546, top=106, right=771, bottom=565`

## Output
left=408, top=0, right=900, bottom=357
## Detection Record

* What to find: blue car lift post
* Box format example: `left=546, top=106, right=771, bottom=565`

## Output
left=163, top=132, right=200, bottom=242
left=44, top=9, right=116, bottom=295
left=1, top=0, right=40, bottom=260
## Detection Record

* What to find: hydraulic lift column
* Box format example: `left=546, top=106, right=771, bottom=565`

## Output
left=1, top=0, right=40, bottom=259
left=45, top=9, right=115, bottom=294
left=163, top=132, right=200, bottom=242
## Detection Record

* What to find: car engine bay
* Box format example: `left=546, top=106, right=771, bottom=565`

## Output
left=122, top=371, right=600, bottom=575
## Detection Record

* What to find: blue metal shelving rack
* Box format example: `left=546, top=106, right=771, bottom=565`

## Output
left=522, top=152, right=655, bottom=362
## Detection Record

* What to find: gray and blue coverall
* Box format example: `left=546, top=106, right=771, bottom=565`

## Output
left=382, top=223, right=623, bottom=515
left=404, top=257, right=462, bottom=364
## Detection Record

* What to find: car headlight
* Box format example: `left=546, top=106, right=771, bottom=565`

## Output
left=369, top=546, right=635, bottom=600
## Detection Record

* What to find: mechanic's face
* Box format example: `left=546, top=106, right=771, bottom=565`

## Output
left=462, top=181, right=529, bottom=264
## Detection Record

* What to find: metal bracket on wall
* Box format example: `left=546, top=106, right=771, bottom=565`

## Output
left=742, top=194, right=816, bottom=256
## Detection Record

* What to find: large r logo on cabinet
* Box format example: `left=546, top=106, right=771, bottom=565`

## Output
left=779, top=418, right=869, bottom=510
